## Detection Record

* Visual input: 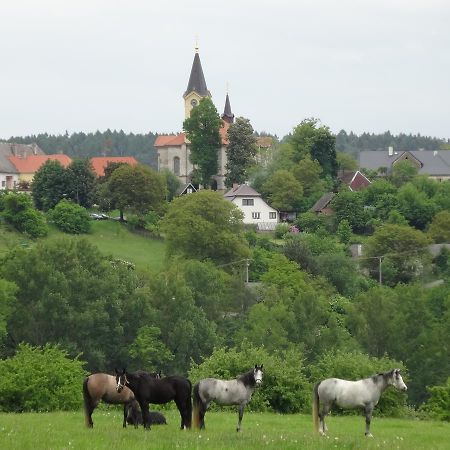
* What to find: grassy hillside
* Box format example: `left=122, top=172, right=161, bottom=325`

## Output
left=0, top=220, right=165, bottom=273
left=0, top=410, right=448, bottom=450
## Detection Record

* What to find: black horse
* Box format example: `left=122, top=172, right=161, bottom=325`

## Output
left=125, top=400, right=167, bottom=427
left=116, top=369, right=192, bottom=430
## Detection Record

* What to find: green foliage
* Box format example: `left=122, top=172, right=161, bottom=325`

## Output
left=189, top=343, right=311, bottom=413
left=31, top=160, right=68, bottom=211
left=274, top=222, right=289, bottom=238
left=2, top=192, right=48, bottom=238
left=225, top=117, right=257, bottom=187
left=390, top=160, right=419, bottom=187
left=183, top=97, right=222, bottom=188
left=309, top=350, right=408, bottom=417
left=161, top=190, right=250, bottom=266
left=295, top=211, right=328, bottom=233
left=336, top=219, right=352, bottom=244
left=0, top=280, right=17, bottom=349
left=47, top=199, right=91, bottom=234
left=0, top=343, right=86, bottom=412
left=159, top=168, right=181, bottom=201
left=336, top=151, right=358, bottom=171
left=108, top=164, right=167, bottom=219
left=262, top=170, right=303, bottom=211
left=331, top=190, right=370, bottom=233
left=420, top=378, right=450, bottom=421
left=428, top=211, right=450, bottom=243
left=65, top=158, right=96, bottom=207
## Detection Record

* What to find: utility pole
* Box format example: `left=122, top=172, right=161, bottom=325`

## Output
left=378, top=256, right=383, bottom=285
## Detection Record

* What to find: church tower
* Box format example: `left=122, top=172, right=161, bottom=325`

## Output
left=221, top=92, right=235, bottom=124
left=183, top=46, right=211, bottom=118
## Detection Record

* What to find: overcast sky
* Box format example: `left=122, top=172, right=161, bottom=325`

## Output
left=1, top=0, right=449, bottom=140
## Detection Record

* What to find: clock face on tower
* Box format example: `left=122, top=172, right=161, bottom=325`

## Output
left=190, top=99, right=198, bottom=107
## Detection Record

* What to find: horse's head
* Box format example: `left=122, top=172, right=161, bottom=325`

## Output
left=254, top=364, right=264, bottom=387
left=115, top=368, right=128, bottom=393
left=389, top=369, right=407, bottom=392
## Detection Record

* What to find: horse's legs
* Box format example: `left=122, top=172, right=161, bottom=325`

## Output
left=364, top=404, right=374, bottom=437
left=86, top=400, right=99, bottom=428
left=236, top=402, right=246, bottom=432
left=199, top=401, right=208, bottom=429
left=319, top=402, right=331, bottom=435
left=123, top=403, right=128, bottom=428
left=138, top=400, right=151, bottom=430
left=175, top=398, right=190, bottom=430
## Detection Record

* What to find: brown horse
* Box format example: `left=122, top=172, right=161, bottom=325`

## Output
left=83, top=371, right=160, bottom=428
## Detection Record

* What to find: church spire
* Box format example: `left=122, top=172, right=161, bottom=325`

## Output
left=183, top=50, right=210, bottom=98
left=222, top=92, right=234, bottom=124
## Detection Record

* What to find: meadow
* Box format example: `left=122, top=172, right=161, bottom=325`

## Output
left=0, top=409, right=448, bottom=450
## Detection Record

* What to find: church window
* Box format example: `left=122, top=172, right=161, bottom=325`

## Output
left=173, top=157, right=180, bottom=176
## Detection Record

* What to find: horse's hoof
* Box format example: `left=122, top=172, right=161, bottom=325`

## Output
left=365, top=433, right=374, bottom=438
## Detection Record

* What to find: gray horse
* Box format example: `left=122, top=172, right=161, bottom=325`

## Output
left=313, top=369, right=407, bottom=437
left=193, top=365, right=263, bottom=432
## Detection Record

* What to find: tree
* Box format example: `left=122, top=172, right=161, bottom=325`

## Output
left=159, top=168, right=181, bottom=201
left=183, top=97, right=222, bottom=188
left=336, top=219, right=352, bottom=244
left=336, top=151, right=358, bottom=172
left=289, top=118, right=337, bottom=178
left=161, top=190, right=250, bottom=266
left=331, top=190, right=370, bottom=233
left=262, top=170, right=303, bottom=211
left=390, top=160, right=419, bottom=187
left=65, top=159, right=96, bottom=207
left=225, top=117, right=257, bottom=187
left=108, top=164, right=166, bottom=220
left=428, top=211, right=450, bottom=243
left=292, top=155, right=324, bottom=196
left=31, top=160, right=68, bottom=211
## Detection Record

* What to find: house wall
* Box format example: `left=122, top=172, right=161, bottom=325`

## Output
left=232, top=196, right=278, bottom=224
left=0, top=173, right=19, bottom=189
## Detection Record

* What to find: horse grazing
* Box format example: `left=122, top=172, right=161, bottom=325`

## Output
left=193, top=364, right=264, bottom=432
left=125, top=400, right=167, bottom=427
left=115, top=369, right=192, bottom=430
left=83, top=371, right=161, bottom=428
left=313, top=369, right=407, bottom=437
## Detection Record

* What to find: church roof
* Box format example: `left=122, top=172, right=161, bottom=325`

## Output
left=183, top=52, right=210, bottom=98
left=222, top=93, right=234, bottom=123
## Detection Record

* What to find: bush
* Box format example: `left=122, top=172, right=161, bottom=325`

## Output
left=189, top=342, right=311, bottom=413
left=0, top=343, right=87, bottom=412
left=308, top=350, right=408, bottom=417
left=2, top=193, right=48, bottom=238
left=274, top=223, right=289, bottom=239
left=47, top=199, right=90, bottom=234
left=420, top=378, right=450, bottom=421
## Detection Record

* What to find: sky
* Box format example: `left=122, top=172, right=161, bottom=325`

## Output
left=1, top=0, right=449, bottom=140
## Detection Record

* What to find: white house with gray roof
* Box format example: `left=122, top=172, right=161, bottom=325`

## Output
left=359, top=148, right=450, bottom=181
left=224, top=184, right=278, bottom=230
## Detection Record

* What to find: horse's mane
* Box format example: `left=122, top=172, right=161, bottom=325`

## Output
left=371, top=369, right=394, bottom=382
left=237, top=369, right=256, bottom=387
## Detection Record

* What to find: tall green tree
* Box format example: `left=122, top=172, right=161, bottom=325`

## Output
left=31, top=160, right=68, bottom=211
left=262, top=170, right=303, bottom=211
left=161, top=190, right=250, bottom=266
left=225, top=117, right=257, bottom=188
left=65, top=158, right=96, bottom=207
left=108, top=164, right=166, bottom=220
left=183, top=97, right=222, bottom=188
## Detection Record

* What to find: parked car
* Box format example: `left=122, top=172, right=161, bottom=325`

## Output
left=89, top=213, right=109, bottom=220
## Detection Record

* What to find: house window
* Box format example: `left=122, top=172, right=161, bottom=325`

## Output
left=1, top=181, right=5, bottom=187
left=252, top=212, right=261, bottom=219
left=269, top=212, right=277, bottom=219
left=242, top=199, right=254, bottom=206
left=173, top=156, right=180, bottom=176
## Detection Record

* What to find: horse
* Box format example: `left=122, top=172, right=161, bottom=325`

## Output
left=115, top=369, right=192, bottom=430
left=83, top=371, right=160, bottom=428
left=192, top=364, right=264, bottom=432
left=312, top=368, right=407, bottom=437
left=125, top=400, right=167, bottom=427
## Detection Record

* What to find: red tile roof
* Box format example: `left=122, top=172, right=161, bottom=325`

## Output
left=8, top=154, right=72, bottom=173
left=90, top=156, right=138, bottom=177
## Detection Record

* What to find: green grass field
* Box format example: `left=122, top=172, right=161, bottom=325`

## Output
left=0, top=409, right=448, bottom=450
left=0, top=220, right=166, bottom=273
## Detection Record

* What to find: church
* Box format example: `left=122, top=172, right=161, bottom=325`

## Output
left=154, top=48, right=234, bottom=191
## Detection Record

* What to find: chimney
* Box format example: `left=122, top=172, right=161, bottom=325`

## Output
left=388, top=146, right=394, bottom=157
left=232, top=183, right=239, bottom=191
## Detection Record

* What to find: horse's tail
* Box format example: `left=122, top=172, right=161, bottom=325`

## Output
left=192, top=382, right=201, bottom=429
left=83, top=377, right=92, bottom=428
left=312, top=382, right=320, bottom=433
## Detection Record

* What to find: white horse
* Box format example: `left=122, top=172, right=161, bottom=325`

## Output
left=313, top=369, right=407, bottom=437
left=192, top=365, right=263, bottom=432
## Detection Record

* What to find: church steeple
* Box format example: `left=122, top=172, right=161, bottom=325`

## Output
left=222, top=92, right=234, bottom=124
left=183, top=48, right=211, bottom=117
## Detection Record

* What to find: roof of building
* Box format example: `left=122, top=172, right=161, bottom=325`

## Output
left=359, top=150, right=450, bottom=176
left=8, top=154, right=72, bottom=173
left=183, top=52, right=210, bottom=98
left=224, top=184, right=261, bottom=198
left=338, top=170, right=371, bottom=191
left=90, top=156, right=138, bottom=177
left=222, top=93, right=234, bottom=124
left=310, top=192, right=335, bottom=212
left=0, top=142, right=46, bottom=173
left=176, top=182, right=198, bottom=196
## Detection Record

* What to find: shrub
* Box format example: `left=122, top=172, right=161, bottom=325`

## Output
left=0, top=343, right=87, bottom=412
left=189, top=342, right=311, bottom=413
left=274, top=223, right=289, bottom=239
left=420, top=378, right=450, bottom=421
left=47, top=199, right=90, bottom=234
